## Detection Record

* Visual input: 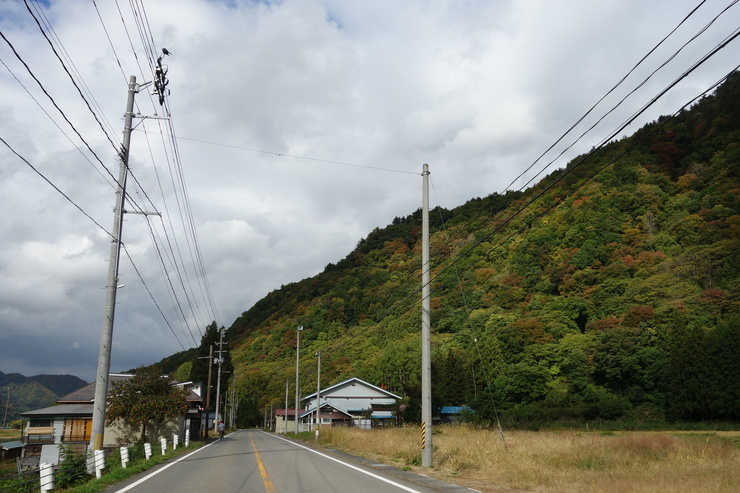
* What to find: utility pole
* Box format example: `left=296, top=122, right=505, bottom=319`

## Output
left=229, top=372, right=237, bottom=429
left=214, top=327, right=226, bottom=433
left=294, top=325, right=303, bottom=434
left=283, top=379, right=289, bottom=434
left=421, top=163, right=432, bottom=468
left=2, top=387, right=9, bottom=429
left=315, top=349, right=321, bottom=440
left=89, top=75, right=138, bottom=452
left=203, top=346, right=213, bottom=438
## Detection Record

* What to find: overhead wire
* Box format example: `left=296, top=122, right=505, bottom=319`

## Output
left=0, top=136, right=112, bottom=237
left=420, top=0, right=740, bottom=299
left=0, top=57, right=118, bottom=191
left=23, top=0, right=121, bottom=154
left=501, top=0, right=715, bottom=193
left=125, top=0, right=223, bottom=333
left=139, top=127, right=211, bottom=337
left=121, top=244, right=188, bottom=351
left=434, top=0, right=739, bottom=270
left=92, top=0, right=129, bottom=83
left=118, top=5, right=211, bottom=334
left=158, top=133, right=420, bottom=175
left=88, top=0, right=223, bottom=343
left=0, top=30, right=114, bottom=182
left=344, top=2, right=740, bottom=410
left=3, top=0, right=216, bottom=350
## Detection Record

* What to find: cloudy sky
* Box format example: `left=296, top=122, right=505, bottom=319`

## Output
left=1, top=0, right=737, bottom=383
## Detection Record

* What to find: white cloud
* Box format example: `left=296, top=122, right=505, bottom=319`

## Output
left=1, top=0, right=737, bottom=381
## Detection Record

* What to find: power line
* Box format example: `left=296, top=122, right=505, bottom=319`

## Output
left=92, top=0, right=128, bottom=83
left=0, top=57, right=119, bottom=191
left=146, top=131, right=420, bottom=175
left=502, top=0, right=716, bottom=193
left=23, top=0, right=121, bottom=154
left=0, top=30, right=114, bottom=181
left=0, top=136, right=111, bottom=237
left=121, top=243, right=188, bottom=351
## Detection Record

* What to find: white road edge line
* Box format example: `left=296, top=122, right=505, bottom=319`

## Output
left=114, top=435, right=227, bottom=492
left=266, top=431, right=422, bottom=493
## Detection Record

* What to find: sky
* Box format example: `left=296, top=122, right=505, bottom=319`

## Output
left=0, top=0, right=737, bottom=383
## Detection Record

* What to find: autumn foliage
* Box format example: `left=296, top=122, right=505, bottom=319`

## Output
left=106, top=366, right=188, bottom=441
left=174, top=72, right=740, bottom=427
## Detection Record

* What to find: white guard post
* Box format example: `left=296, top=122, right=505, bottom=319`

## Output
left=160, top=437, right=167, bottom=455
left=120, top=446, right=129, bottom=468
left=173, top=435, right=179, bottom=450
left=144, top=442, right=152, bottom=460
left=39, top=463, right=54, bottom=493
left=94, top=449, right=105, bottom=478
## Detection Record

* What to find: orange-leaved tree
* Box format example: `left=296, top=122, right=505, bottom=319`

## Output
left=105, top=365, right=188, bottom=442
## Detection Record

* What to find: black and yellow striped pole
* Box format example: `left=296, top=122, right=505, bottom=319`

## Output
left=420, top=421, right=426, bottom=451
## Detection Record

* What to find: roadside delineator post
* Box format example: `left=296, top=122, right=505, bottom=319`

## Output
left=39, top=463, right=54, bottom=493
left=94, top=449, right=105, bottom=478
left=120, top=446, right=129, bottom=468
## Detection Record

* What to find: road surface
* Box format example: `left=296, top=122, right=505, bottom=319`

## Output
left=107, top=430, right=477, bottom=493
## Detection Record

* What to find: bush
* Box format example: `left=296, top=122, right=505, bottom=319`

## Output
left=56, top=445, right=92, bottom=489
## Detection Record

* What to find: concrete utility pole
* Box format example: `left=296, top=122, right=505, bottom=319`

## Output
left=229, top=372, right=237, bottom=429
left=204, top=346, right=213, bottom=438
left=294, top=325, right=303, bottom=434
left=284, top=379, right=289, bottom=434
left=421, top=163, right=432, bottom=468
left=89, top=75, right=138, bottom=452
left=214, top=327, right=226, bottom=432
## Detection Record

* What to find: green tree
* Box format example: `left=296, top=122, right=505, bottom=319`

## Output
left=106, top=366, right=188, bottom=442
left=190, top=322, right=233, bottom=396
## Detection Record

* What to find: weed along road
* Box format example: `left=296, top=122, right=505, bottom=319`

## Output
left=108, top=430, right=475, bottom=493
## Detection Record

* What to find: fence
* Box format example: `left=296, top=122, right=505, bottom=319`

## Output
left=0, top=433, right=191, bottom=493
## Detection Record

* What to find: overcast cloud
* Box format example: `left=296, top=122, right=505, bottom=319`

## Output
left=1, top=0, right=737, bottom=383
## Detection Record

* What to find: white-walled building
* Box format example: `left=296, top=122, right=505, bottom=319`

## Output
left=297, top=377, right=402, bottom=431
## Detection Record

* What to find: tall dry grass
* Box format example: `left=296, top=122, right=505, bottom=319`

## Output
left=317, top=426, right=740, bottom=492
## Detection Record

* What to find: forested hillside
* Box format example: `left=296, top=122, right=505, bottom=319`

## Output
left=0, top=372, right=88, bottom=424
left=180, top=71, right=740, bottom=427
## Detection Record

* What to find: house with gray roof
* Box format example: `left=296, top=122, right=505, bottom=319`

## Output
left=20, top=374, right=202, bottom=468
left=297, top=377, right=402, bottom=431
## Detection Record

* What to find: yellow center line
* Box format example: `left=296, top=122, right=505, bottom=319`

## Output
left=250, top=432, right=276, bottom=493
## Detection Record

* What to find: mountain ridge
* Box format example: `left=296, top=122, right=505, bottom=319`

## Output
left=159, top=70, right=739, bottom=427
left=0, top=371, right=88, bottom=424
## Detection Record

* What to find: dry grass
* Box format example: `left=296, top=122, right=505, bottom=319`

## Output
left=0, top=429, right=22, bottom=440
left=317, top=426, right=740, bottom=493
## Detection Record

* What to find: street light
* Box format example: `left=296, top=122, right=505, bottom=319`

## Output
left=294, top=325, right=303, bottom=434
left=315, top=349, right=321, bottom=440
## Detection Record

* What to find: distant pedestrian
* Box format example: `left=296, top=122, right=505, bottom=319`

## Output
left=218, top=420, right=225, bottom=440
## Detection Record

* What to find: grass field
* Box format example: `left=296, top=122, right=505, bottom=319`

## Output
left=0, top=429, right=22, bottom=441
left=316, top=426, right=740, bottom=492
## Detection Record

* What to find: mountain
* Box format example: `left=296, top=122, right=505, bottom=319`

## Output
left=27, top=374, right=89, bottom=398
left=0, top=371, right=88, bottom=424
left=169, top=71, right=740, bottom=427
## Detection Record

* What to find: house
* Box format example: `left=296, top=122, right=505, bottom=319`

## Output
left=437, top=406, right=472, bottom=424
left=294, top=377, right=402, bottom=431
left=0, top=441, right=24, bottom=462
left=273, top=408, right=303, bottom=433
left=20, top=374, right=202, bottom=468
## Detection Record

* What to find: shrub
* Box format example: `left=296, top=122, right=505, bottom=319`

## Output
left=56, top=445, right=92, bottom=489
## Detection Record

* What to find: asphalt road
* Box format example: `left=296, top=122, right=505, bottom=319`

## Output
left=107, top=430, right=478, bottom=493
